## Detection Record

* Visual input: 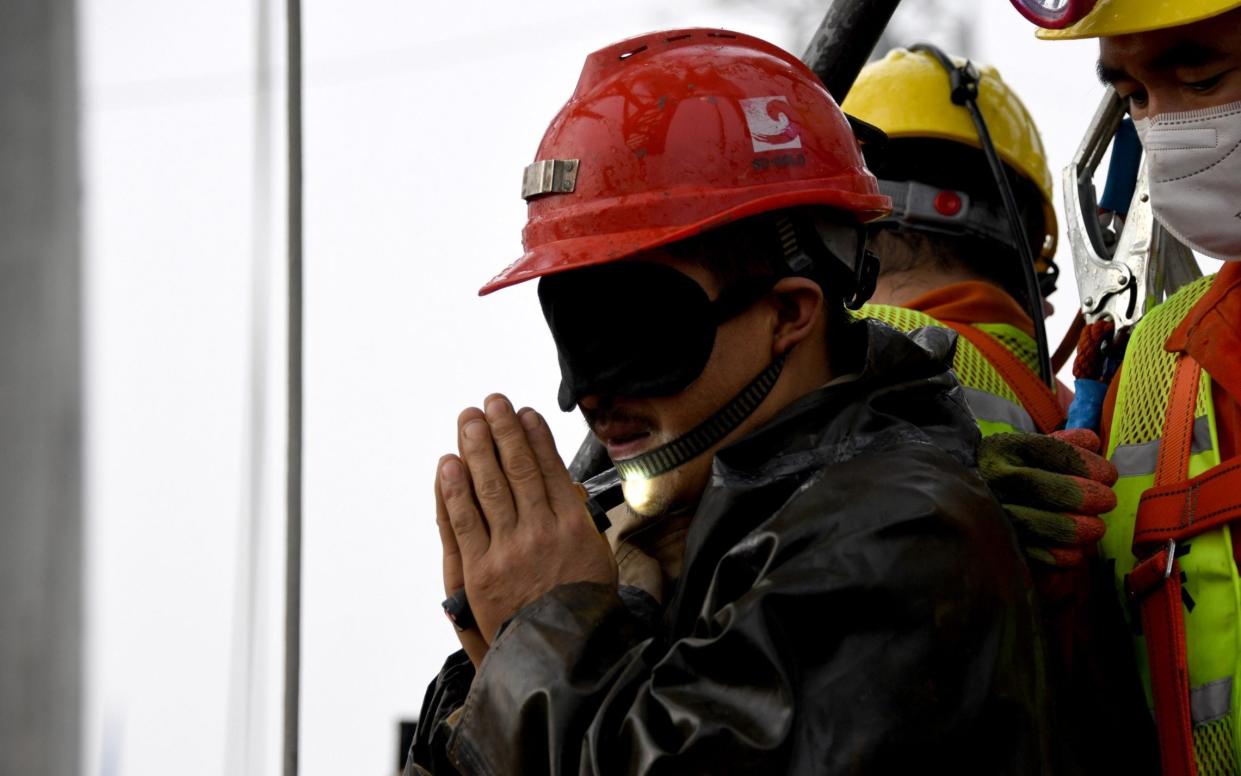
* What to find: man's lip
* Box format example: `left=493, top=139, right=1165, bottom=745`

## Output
left=602, top=432, right=653, bottom=460
left=592, top=421, right=655, bottom=459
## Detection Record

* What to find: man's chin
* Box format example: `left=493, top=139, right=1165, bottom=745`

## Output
left=619, top=464, right=707, bottom=518
left=621, top=477, right=669, bottom=517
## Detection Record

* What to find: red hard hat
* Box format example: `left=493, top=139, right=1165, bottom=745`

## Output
left=480, top=28, right=891, bottom=295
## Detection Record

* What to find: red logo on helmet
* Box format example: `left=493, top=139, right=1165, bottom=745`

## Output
left=740, top=96, right=803, bottom=152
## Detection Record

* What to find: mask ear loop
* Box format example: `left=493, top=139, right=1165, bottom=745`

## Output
left=910, top=42, right=1053, bottom=387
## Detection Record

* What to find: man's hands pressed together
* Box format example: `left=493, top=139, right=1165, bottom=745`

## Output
left=435, top=394, right=617, bottom=665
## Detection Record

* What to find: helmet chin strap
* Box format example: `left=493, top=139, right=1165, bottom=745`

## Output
left=613, top=353, right=787, bottom=481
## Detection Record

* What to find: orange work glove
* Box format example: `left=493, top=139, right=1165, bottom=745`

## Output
left=978, top=428, right=1118, bottom=567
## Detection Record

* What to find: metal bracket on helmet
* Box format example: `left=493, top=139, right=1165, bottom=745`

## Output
left=522, top=159, right=580, bottom=200
left=1065, top=89, right=1201, bottom=332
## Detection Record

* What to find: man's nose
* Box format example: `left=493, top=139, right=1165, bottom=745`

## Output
left=578, top=394, right=601, bottom=413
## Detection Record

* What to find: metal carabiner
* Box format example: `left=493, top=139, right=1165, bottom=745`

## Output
left=1064, top=89, right=1201, bottom=336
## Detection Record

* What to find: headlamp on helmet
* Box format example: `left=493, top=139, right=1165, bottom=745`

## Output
left=1010, top=0, right=1098, bottom=28
left=1014, top=0, right=1241, bottom=38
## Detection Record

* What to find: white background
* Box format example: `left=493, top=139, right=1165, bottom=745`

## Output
left=81, top=2, right=1109, bottom=774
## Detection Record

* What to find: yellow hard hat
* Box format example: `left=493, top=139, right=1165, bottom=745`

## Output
left=1036, top=0, right=1241, bottom=40
left=842, top=48, right=1057, bottom=259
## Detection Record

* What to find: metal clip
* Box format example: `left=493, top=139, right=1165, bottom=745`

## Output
left=1164, top=539, right=1178, bottom=580
left=522, top=159, right=580, bottom=200
left=1065, top=89, right=1200, bottom=334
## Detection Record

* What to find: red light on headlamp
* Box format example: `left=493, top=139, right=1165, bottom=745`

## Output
left=1008, top=0, right=1098, bottom=28
left=933, top=190, right=963, bottom=217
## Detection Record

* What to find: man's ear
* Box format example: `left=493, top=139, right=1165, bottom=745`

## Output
left=769, top=277, right=824, bottom=356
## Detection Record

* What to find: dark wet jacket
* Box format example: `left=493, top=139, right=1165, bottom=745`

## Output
left=409, top=322, right=1050, bottom=775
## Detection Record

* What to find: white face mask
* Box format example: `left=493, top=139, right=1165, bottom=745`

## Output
left=1134, top=100, right=1241, bottom=261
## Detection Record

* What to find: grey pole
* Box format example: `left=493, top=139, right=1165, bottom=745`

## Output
left=0, top=1, right=82, bottom=775
left=283, top=0, right=304, bottom=773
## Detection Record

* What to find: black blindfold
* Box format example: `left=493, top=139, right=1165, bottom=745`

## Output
left=538, top=262, right=774, bottom=411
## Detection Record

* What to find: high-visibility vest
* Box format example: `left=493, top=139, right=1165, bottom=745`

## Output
left=859, top=304, right=1064, bottom=435
left=1104, top=273, right=1241, bottom=775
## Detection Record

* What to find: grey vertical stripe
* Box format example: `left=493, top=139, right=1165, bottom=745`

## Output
left=960, top=387, right=1037, bottom=434
left=1112, top=416, right=1213, bottom=477
left=1192, top=677, right=1232, bottom=725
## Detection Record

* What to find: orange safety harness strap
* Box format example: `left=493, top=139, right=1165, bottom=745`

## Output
left=944, top=322, right=1065, bottom=433
left=1135, top=456, right=1241, bottom=546
left=1125, top=355, right=1241, bottom=776
left=1124, top=359, right=1197, bottom=775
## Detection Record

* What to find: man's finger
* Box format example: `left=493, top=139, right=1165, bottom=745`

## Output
left=996, top=432, right=1118, bottom=487
left=518, top=407, right=582, bottom=522
left=435, top=465, right=491, bottom=664
left=483, top=394, right=552, bottom=529
left=1051, top=427, right=1102, bottom=455
left=989, top=467, right=1117, bottom=514
left=458, top=406, right=518, bottom=537
left=435, top=459, right=470, bottom=595
left=1005, top=503, right=1079, bottom=544
left=1066, top=511, right=1107, bottom=543
left=1045, top=546, right=1087, bottom=567
left=1005, top=434, right=1082, bottom=474
left=438, top=454, right=490, bottom=560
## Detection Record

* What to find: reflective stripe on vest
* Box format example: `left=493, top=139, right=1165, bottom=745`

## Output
left=1104, top=273, right=1241, bottom=773
left=857, top=305, right=1044, bottom=436
left=961, top=387, right=1037, bottom=433
left=1113, top=416, right=1214, bottom=477
left=1195, top=678, right=1233, bottom=725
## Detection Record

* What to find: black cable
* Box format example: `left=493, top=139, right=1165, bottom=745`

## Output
left=283, top=0, right=303, bottom=774
left=802, top=0, right=904, bottom=101
left=911, top=43, right=1054, bottom=386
